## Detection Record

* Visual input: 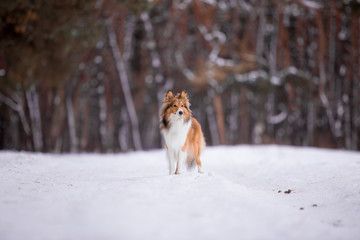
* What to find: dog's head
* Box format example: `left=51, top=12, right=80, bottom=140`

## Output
left=160, top=90, right=192, bottom=130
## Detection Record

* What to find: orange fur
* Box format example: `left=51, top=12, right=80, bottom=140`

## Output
left=182, top=117, right=204, bottom=167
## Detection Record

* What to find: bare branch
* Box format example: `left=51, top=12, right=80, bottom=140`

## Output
left=0, top=91, right=30, bottom=135
left=0, top=92, right=19, bottom=111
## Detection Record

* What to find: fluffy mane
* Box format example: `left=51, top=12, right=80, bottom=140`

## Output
left=160, top=90, right=192, bottom=130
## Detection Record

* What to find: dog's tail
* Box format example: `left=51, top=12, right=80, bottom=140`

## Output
left=186, top=139, right=206, bottom=170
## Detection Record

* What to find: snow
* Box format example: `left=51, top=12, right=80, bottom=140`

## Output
left=0, top=145, right=360, bottom=240
left=300, top=0, right=323, bottom=9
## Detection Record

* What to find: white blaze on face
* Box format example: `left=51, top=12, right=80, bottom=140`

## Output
left=169, top=107, right=183, bottom=120
left=176, top=107, right=183, bottom=117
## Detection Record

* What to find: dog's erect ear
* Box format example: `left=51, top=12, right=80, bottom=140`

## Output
left=165, top=90, right=174, bottom=100
left=180, top=90, right=187, bottom=99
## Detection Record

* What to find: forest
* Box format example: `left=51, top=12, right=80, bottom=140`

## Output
left=0, top=0, right=359, bottom=152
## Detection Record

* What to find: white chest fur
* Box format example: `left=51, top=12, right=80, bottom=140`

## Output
left=162, top=116, right=192, bottom=151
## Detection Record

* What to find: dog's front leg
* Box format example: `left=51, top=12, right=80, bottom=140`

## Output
left=167, top=150, right=175, bottom=175
left=175, top=150, right=186, bottom=174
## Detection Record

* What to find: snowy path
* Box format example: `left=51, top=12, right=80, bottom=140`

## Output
left=0, top=145, right=360, bottom=240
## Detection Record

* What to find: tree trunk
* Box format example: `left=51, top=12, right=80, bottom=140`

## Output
left=213, top=94, right=226, bottom=145
left=26, top=86, right=43, bottom=152
left=107, top=22, right=142, bottom=151
left=65, top=81, right=78, bottom=153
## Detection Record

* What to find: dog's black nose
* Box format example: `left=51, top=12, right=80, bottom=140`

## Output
left=179, top=111, right=183, bottom=115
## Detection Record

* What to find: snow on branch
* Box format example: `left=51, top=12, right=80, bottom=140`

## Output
left=199, top=0, right=252, bottom=12
left=123, top=15, right=136, bottom=62
left=235, top=66, right=313, bottom=87
left=235, top=70, right=269, bottom=83
left=141, top=12, right=161, bottom=69
left=198, top=25, right=225, bottom=43
left=267, top=110, right=288, bottom=125
left=174, top=0, right=192, bottom=10
left=298, top=0, right=323, bottom=9
left=199, top=0, right=217, bottom=5
left=197, top=25, right=235, bottom=67
left=237, top=0, right=253, bottom=12
left=175, top=50, right=195, bottom=81
left=278, top=66, right=312, bottom=82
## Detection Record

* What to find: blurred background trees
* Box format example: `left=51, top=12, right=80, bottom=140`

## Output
left=0, top=0, right=359, bottom=152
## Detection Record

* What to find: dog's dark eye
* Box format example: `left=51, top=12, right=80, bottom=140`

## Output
left=174, top=104, right=177, bottom=107
left=181, top=105, right=183, bottom=107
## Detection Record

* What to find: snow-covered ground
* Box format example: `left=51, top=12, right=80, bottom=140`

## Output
left=0, top=145, right=360, bottom=240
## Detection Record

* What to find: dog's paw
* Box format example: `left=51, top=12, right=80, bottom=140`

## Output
left=198, top=167, right=205, bottom=174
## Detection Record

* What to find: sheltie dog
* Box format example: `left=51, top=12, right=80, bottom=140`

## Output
left=160, top=90, right=205, bottom=174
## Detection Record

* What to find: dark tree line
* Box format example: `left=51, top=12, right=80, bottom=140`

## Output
left=0, top=0, right=359, bottom=152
